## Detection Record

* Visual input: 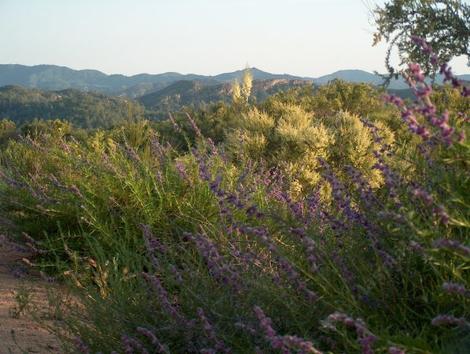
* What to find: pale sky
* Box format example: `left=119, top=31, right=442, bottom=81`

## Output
left=0, top=0, right=468, bottom=77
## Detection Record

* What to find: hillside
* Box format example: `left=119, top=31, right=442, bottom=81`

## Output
left=138, top=79, right=311, bottom=114
left=0, top=64, right=309, bottom=97
left=3, top=64, right=467, bottom=98
left=314, top=69, right=470, bottom=89
left=0, top=85, right=144, bottom=129
left=0, top=79, right=310, bottom=126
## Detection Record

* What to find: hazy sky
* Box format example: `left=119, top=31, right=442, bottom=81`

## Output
left=0, top=0, right=468, bottom=77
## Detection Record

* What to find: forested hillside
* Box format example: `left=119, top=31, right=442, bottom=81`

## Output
left=0, top=85, right=144, bottom=128
left=140, top=79, right=310, bottom=117
left=0, top=79, right=311, bottom=126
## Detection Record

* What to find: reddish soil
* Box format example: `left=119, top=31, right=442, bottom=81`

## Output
left=0, top=238, right=61, bottom=353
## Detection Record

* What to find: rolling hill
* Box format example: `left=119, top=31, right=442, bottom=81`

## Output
left=0, top=65, right=309, bottom=98
left=138, top=79, right=310, bottom=115
left=0, top=85, right=144, bottom=129
left=1, top=64, right=468, bottom=98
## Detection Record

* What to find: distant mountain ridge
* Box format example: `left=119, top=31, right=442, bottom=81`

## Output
left=0, top=65, right=310, bottom=98
left=2, top=64, right=468, bottom=98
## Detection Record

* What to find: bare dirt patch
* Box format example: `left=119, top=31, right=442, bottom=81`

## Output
left=0, top=240, right=61, bottom=353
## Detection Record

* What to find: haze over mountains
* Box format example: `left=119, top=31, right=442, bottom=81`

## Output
left=1, top=63, right=468, bottom=128
left=3, top=64, right=468, bottom=99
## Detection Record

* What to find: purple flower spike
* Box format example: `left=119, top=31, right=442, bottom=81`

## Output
left=186, top=112, right=202, bottom=137
left=254, top=306, right=323, bottom=354
left=74, top=337, right=91, bottom=354
left=324, top=312, right=377, bottom=354
left=168, top=113, right=183, bottom=134
left=442, top=282, right=470, bottom=298
left=388, top=346, right=405, bottom=354
left=121, top=335, right=149, bottom=354
left=197, top=308, right=231, bottom=353
left=142, top=273, right=189, bottom=326
left=433, top=239, right=470, bottom=257
left=136, top=327, right=169, bottom=354
left=175, top=161, right=188, bottom=180
left=431, top=315, right=468, bottom=327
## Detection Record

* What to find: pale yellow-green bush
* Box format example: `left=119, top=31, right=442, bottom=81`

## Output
left=323, top=111, right=394, bottom=188
left=227, top=104, right=395, bottom=194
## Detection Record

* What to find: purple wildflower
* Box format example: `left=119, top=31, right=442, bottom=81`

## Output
left=186, top=112, right=202, bottom=137
left=168, top=113, right=183, bottom=133
left=141, top=224, right=167, bottom=268
left=186, top=232, right=242, bottom=292
left=121, top=334, right=149, bottom=354
left=433, top=239, right=470, bottom=257
left=324, top=312, right=377, bottom=354
left=142, top=273, right=189, bottom=326
left=412, top=188, right=433, bottom=206
left=74, top=337, right=91, bottom=354
left=254, top=306, right=323, bottom=354
left=434, top=205, right=450, bottom=225
left=431, top=315, right=468, bottom=327
left=175, top=160, right=188, bottom=180
left=442, top=282, right=469, bottom=298
left=39, top=271, right=56, bottom=283
left=409, top=241, right=425, bottom=254
left=136, top=327, right=169, bottom=353
left=384, top=45, right=465, bottom=146
left=238, top=225, right=318, bottom=302
left=197, top=308, right=231, bottom=353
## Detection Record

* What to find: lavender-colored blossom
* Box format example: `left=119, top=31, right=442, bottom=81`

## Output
left=254, top=306, right=280, bottom=349
left=175, top=160, right=188, bottom=180
left=442, top=282, right=469, bottom=298
left=140, top=224, right=166, bottom=268
left=411, top=188, right=433, bottom=206
left=124, top=145, right=141, bottom=163
left=234, top=321, right=257, bottom=336
left=206, top=137, right=219, bottom=156
left=254, top=306, right=323, bottom=354
left=169, top=264, right=184, bottom=284
left=168, top=113, right=183, bottom=133
left=345, top=165, right=380, bottom=210
left=122, top=334, right=149, bottom=354
left=433, top=238, right=470, bottom=257
left=69, top=184, right=84, bottom=198
left=324, top=312, right=377, bottom=354
left=388, top=346, right=405, bottom=354
left=291, top=227, right=320, bottom=273
left=411, top=36, right=466, bottom=95
left=185, top=112, right=202, bottom=138
left=409, top=241, right=425, bottom=254
left=434, top=205, right=450, bottom=225
left=431, top=315, right=468, bottom=327
left=39, top=271, right=56, bottom=283
left=237, top=225, right=318, bottom=302
left=136, top=327, right=169, bottom=353
left=408, top=63, right=425, bottom=83
left=142, top=272, right=189, bottom=326
left=387, top=36, right=468, bottom=145
left=197, top=308, right=231, bottom=353
left=74, top=337, right=91, bottom=354
left=186, top=232, right=242, bottom=292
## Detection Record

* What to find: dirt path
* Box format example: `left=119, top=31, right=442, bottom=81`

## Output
left=0, top=238, right=61, bottom=353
